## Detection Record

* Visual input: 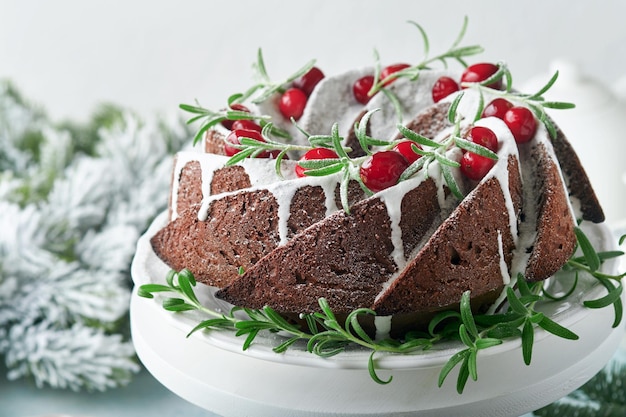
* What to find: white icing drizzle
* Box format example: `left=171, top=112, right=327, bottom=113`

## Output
left=378, top=173, right=424, bottom=271
left=374, top=315, right=392, bottom=340
left=474, top=116, right=521, bottom=245
left=496, top=230, right=511, bottom=285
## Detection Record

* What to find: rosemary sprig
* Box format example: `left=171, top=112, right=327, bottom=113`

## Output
left=180, top=48, right=314, bottom=145
left=460, top=62, right=575, bottom=139
left=367, top=17, right=484, bottom=98
left=138, top=229, right=624, bottom=392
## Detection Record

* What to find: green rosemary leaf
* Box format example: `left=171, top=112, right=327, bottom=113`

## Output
left=274, top=150, right=289, bottom=177
left=177, top=270, right=199, bottom=305
left=473, top=90, right=485, bottom=122
left=440, top=164, right=463, bottom=200
left=450, top=16, right=469, bottom=50
left=438, top=349, right=468, bottom=387
left=467, top=348, right=478, bottom=381
left=459, top=324, right=474, bottom=347
left=434, top=152, right=460, bottom=168
left=428, top=310, right=461, bottom=337
left=475, top=337, right=503, bottom=350
left=407, top=20, right=430, bottom=59
left=225, top=148, right=256, bottom=166
left=503, top=66, right=513, bottom=92
left=474, top=311, right=522, bottom=326
left=178, top=103, right=208, bottom=114
left=530, top=71, right=560, bottom=99
left=192, top=122, right=212, bottom=145
left=381, top=88, right=404, bottom=124
left=541, top=101, right=576, bottom=110
left=397, top=124, right=441, bottom=148
left=346, top=308, right=375, bottom=343
left=583, top=279, right=623, bottom=309
left=162, top=298, right=196, bottom=312
left=187, top=318, right=234, bottom=336
left=285, top=59, right=316, bottom=83
left=254, top=48, right=270, bottom=82
left=242, top=328, right=260, bottom=350
left=521, top=319, right=534, bottom=365
left=263, top=306, right=299, bottom=331
left=303, top=314, right=320, bottom=334
left=484, top=323, right=522, bottom=339
left=307, top=135, right=335, bottom=147
left=355, top=109, right=379, bottom=154
left=273, top=336, right=300, bottom=353
left=227, top=93, right=244, bottom=105
left=448, top=92, right=464, bottom=123
left=137, top=283, right=172, bottom=298
left=368, top=351, right=392, bottom=384
left=537, top=315, right=579, bottom=340
left=575, top=227, right=601, bottom=272
left=454, top=137, right=498, bottom=160
left=506, top=287, right=529, bottom=315
left=165, top=269, right=176, bottom=287
left=399, top=155, right=427, bottom=181
left=456, top=356, right=471, bottom=394
left=517, top=275, right=533, bottom=297
left=398, top=338, right=433, bottom=350
left=447, top=45, right=485, bottom=59
left=542, top=272, right=579, bottom=301
left=459, top=291, right=478, bottom=338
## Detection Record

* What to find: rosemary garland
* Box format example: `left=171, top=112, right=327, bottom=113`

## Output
left=138, top=228, right=625, bottom=393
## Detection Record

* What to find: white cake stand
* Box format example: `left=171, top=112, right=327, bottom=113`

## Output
left=131, top=212, right=625, bottom=417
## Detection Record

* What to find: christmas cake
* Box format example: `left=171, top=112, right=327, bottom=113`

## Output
left=150, top=45, right=604, bottom=334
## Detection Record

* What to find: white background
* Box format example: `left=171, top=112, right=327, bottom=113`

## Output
left=1, top=0, right=625, bottom=123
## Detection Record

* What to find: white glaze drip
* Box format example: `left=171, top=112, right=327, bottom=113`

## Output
left=374, top=315, right=392, bottom=340
left=497, top=230, right=511, bottom=285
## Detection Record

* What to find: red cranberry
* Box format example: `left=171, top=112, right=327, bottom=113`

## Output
left=221, top=103, right=250, bottom=130
left=279, top=88, right=308, bottom=120
left=503, top=107, right=537, bottom=144
left=380, top=63, right=411, bottom=87
left=231, top=119, right=262, bottom=132
left=482, top=98, right=513, bottom=120
left=460, top=151, right=495, bottom=181
left=295, top=148, right=339, bottom=177
left=224, top=129, right=265, bottom=157
left=353, top=75, right=375, bottom=104
left=466, top=126, right=499, bottom=153
left=293, top=66, right=325, bottom=97
left=392, top=140, right=423, bottom=164
left=359, top=151, right=409, bottom=193
left=461, top=63, right=502, bottom=90
left=432, top=76, right=460, bottom=103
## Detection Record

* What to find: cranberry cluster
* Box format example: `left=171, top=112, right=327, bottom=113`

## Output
left=221, top=67, right=326, bottom=159
left=279, top=67, right=325, bottom=120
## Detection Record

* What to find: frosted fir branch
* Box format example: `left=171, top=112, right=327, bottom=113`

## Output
left=0, top=81, right=189, bottom=390
left=3, top=321, right=139, bottom=392
left=76, top=224, right=140, bottom=274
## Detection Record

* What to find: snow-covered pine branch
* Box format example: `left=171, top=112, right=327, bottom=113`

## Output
left=0, top=80, right=189, bottom=391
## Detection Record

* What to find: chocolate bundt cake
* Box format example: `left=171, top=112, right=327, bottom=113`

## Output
left=150, top=55, right=604, bottom=334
